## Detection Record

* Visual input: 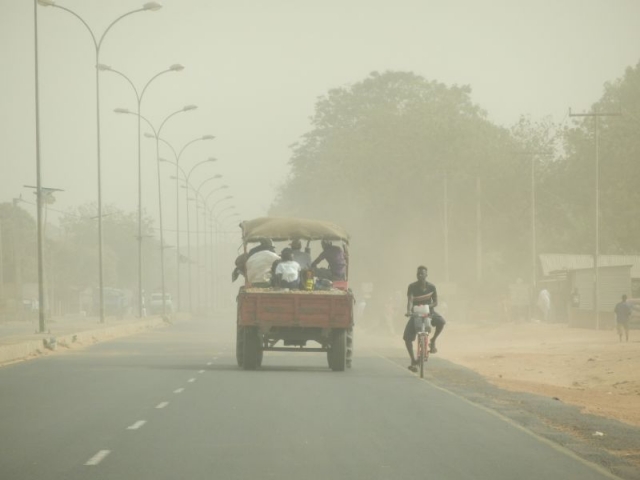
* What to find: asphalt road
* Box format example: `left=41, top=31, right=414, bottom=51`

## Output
left=0, top=315, right=624, bottom=480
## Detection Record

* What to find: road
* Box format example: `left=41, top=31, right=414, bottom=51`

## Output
left=0, top=315, right=620, bottom=480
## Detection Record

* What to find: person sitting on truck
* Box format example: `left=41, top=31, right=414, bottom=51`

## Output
left=246, top=247, right=280, bottom=287
left=232, top=238, right=275, bottom=282
left=403, top=265, right=446, bottom=372
left=290, top=238, right=312, bottom=270
left=310, top=239, right=347, bottom=280
left=275, top=248, right=302, bottom=289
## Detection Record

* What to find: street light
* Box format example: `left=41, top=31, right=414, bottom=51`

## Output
left=102, top=63, right=184, bottom=318
left=204, top=194, right=232, bottom=310
left=153, top=134, right=215, bottom=312
left=213, top=207, right=238, bottom=310
left=160, top=157, right=217, bottom=312
left=191, top=175, right=223, bottom=312
left=38, top=0, right=162, bottom=323
left=191, top=177, right=225, bottom=311
left=118, top=105, right=197, bottom=317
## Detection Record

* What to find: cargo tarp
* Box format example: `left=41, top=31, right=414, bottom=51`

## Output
left=240, top=217, right=349, bottom=244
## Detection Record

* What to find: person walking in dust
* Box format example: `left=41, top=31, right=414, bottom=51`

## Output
left=614, top=294, right=632, bottom=342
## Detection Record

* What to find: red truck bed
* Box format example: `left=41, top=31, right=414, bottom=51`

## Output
left=237, top=289, right=354, bottom=329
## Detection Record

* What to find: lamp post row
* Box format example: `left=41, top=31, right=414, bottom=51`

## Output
left=35, top=0, right=235, bottom=326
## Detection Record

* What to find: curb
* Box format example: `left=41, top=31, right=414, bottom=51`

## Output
left=0, top=318, right=168, bottom=367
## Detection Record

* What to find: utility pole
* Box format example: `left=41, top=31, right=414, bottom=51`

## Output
left=23, top=186, right=63, bottom=327
left=443, top=170, right=450, bottom=283
left=569, top=108, right=621, bottom=330
left=476, top=174, right=482, bottom=283
left=515, top=150, right=554, bottom=294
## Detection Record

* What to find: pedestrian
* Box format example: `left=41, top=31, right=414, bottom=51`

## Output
left=614, top=294, right=632, bottom=342
left=536, top=288, right=551, bottom=322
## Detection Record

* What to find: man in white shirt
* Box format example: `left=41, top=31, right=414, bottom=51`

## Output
left=246, top=249, right=280, bottom=287
left=275, top=248, right=301, bottom=289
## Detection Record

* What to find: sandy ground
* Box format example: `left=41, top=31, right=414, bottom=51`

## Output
left=437, top=321, right=640, bottom=428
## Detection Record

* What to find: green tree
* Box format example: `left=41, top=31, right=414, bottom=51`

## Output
left=557, top=61, right=640, bottom=255
left=271, top=71, right=525, bottom=310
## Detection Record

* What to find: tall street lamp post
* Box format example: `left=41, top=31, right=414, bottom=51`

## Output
left=189, top=175, right=223, bottom=311
left=154, top=135, right=215, bottom=312
left=159, top=158, right=216, bottom=312
left=33, top=0, right=45, bottom=332
left=100, top=63, right=184, bottom=317
left=206, top=195, right=233, bottom=310
left=214, top=209, right=239, bottom=310
left=193, top=178, right=225, bottom=311
left=115, top=105, right=197, bottom=317
left=38, top=0, right=162, bottom=323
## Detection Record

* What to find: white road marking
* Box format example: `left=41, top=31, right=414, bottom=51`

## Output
left=198, top=370, right=205, bottom=374
left=126, top=420, right=146, bottom=430
left=85, top=450, right=110, bottom=466
left=206, top=362, right=213, bottom=366
left=156, top=401, right=169, bottom=409
left=188, top=378, right=196, bottom=383
left=174, top=388, right=185, bottom=394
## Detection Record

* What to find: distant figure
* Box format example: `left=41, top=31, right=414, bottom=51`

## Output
left=614, top=294, right=632, bottom=342
left=571, top=288, right=581, bottom=308
left=536, top=288, right=551, bottom=322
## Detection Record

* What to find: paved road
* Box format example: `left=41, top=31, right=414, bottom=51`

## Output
left=0, top=316, right=621, bottom=480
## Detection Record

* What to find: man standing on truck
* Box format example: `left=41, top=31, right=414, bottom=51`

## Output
left=403, top=265, right=446, bottom=372
left=290, top=238, right=312, bottom=270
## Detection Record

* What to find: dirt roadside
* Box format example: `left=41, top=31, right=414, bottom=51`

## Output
left=438, top=322, right=640, bottom=428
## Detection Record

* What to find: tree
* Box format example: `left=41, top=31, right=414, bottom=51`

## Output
left=270, top=71, right=524, bottom=313
left=557, top=61, right=640, bottom=255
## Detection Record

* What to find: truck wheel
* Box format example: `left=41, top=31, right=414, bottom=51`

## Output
left=346, top=328, right=354, bottom=368
left=236, top=326, right=244, bottom=367
left=329, top=329, right=347, bottom=372
left=327, top=350, right=335, bottom=370
left=243, top=327, right=261, bottom=370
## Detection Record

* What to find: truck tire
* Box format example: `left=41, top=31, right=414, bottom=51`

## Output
left=236, top=326, right=244, bottom=367
left=243, top=327, right=261, bottom=370
left=329, top=329, right=347, bottom=372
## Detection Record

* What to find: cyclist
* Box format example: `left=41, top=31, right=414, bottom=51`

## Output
left=403, top=265, right=446, bottom=372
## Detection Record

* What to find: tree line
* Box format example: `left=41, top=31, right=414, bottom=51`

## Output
left=269, top=64, right=640, bottom=308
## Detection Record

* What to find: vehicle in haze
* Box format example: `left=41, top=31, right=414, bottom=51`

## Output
left=235, top=217, right=354, bottom=371
left=148, top=292, right=173, bottom=315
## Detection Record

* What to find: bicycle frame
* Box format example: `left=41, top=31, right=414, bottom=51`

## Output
left=413, top=313, right=431, bottom=378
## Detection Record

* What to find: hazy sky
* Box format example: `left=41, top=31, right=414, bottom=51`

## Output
left=2, top=0, right=639, bottom=238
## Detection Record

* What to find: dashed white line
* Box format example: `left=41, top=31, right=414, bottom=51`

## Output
left=206, top=362, right=213, bottom=366
left=174, top=388, right=185, bottom=394
left=188, top=378, right=196, bottom=383
left=85, top=450, right=110, bottom=466
left=126, top=420, right=147, bottom=430
left=156, top=401, right=169, bottom=409
left=198, top=370, right=205, bottom=374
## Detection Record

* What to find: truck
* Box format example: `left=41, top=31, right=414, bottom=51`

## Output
left=235, top=217, right=354, bottom=371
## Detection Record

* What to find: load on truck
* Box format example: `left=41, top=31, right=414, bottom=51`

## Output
left=235, top=217, right=354, bottom=371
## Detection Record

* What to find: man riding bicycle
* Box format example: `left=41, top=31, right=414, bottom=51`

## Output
left=403, top=265, right=446, bottom=372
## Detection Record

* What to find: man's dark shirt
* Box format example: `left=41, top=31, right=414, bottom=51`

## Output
left=615, top=301, right=632, bottom=323
left=407, top=281, right=437, bottom=307
left=311, top=245, right=346, bottom=279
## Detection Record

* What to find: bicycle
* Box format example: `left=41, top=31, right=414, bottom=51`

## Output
left=406, top=305, right=432, bottom=378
